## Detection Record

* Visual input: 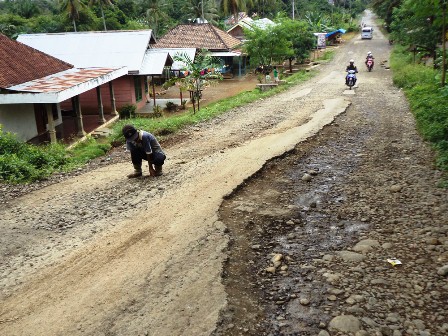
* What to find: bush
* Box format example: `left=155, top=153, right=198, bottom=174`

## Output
left=165, top=101, right=178, bottom=112
left=118, top=103, right=137, bottom=119
left=0, top=126, right=71, bottom=182
left=152, top=105, right=162, bottom=117
left=0, top=154, right=37, bottom=182
left=0, top=126, right=24, bottom=155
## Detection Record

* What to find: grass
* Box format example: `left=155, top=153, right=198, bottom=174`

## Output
left=391, top=45, right=448, bottom=185
left=0, top=52, right=328, bottom=183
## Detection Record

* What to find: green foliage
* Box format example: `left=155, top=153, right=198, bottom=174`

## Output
left=153, top=105, right=163, bottom=117
left=0, top=126, right=69, bottom=182
left=244, top=18, right=314, bottom=66
left=68, top=136, right=111, bottom=165
left=168, top=49, right=223, bottom=112
left=0, top=127, right=25, bottom=155
left=165, top=101, right=177, bottom=111
left=391, top=47, right=448, bottom=173
left=118, top=103, right=137, bottom=119
left=0, top=154, right=39, bottom=182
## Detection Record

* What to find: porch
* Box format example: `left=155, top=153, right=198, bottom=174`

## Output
left=28, top=114, right=118, bottom=145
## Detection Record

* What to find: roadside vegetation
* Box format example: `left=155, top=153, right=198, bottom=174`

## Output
left=391, top=46, right=448, bottom=174
left=0, top=68, right=315, bottom=183
left=373, top=0, right=448, bottom=182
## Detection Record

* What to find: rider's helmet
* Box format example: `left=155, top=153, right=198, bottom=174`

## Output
left=349, top=59, right=355, bottom=64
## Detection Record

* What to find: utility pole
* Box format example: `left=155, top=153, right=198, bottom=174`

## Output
left=292, top=0, right=295, bottom=20
left=442, top=0, right=446, bottom=86
left=200, top=0, right=204, bottom=22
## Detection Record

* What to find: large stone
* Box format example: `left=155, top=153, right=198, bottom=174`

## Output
left=353, top=239, right=380, bottom=253
left=329, top=315, right=362, bottom=333
left=337, top=250, right=366, bottom=262
left=437, top=265, right=448, bottom=276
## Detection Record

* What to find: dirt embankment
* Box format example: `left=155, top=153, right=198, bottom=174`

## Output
left=1, top=11, right=447, bottom=336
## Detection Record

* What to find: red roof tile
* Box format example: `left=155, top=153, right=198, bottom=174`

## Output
left=155, top=24, right=241, bottom=51
left=0, top=34, right=73, bottom=89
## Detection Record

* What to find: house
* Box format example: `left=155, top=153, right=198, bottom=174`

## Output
left=0, top=34, right=126, bottom=144
left=154, top=24, right=247, bottom=77
left=17, top=30, right=173, bottom=115
left=227, top=17, right=275, bottom=41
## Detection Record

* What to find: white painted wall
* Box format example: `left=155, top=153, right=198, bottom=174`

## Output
left=0, top=104, right=38, bottom=141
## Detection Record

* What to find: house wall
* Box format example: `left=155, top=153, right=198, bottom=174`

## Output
left=60, top=75, right=148, bottom=115
left=0, top=104, right=38, bottom=141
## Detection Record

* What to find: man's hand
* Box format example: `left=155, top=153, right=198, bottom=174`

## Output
left=148, top=165, right=157, bottom=177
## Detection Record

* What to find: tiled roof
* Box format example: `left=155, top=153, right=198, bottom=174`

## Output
left=0, top=34, right=73, bottom=89
left=155, top=24, right=241, bottom=51
left=9, top=68, right=120, bottom=93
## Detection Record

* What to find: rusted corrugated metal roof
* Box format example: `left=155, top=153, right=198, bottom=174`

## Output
left=155, top=24, right=241, bottom=51
left=17, top=30, right=155, bottom=73
left=2, top=67, right=128, bottom=104
left=0, top=34, right=73, bottom=89
left=9, top=68, right=120, bottom=93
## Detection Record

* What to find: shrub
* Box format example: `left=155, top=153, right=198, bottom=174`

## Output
left=0, top=126, right=24, bottom=155
left=165, top=101, right=178, bottom=112
left=152, top=105, right=162, bottom=117
left=0, top=153, right=39, bottom=182
left=118, top=104, right=137, bottom=119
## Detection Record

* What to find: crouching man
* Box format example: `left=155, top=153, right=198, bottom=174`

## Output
left=122, top=124, right=166, bottom=178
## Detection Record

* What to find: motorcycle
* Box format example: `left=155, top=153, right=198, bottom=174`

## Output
left=366, top=58, right=374, bottom=72
left=345, top=70, right=357, bottom=89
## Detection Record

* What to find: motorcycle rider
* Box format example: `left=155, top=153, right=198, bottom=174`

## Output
left=345, top=59, right=358, bottom=85
left=365, top=51, right=375, bottom=68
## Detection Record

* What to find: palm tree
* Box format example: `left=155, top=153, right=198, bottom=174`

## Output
left=222, top=0, right=248, bottom=23
left=145, top=0, right=168, bottom=37
left=182, top=0, right=219, bottom=24
left=59, top=0, right=85, bottom=32
left=89, top=0, right=113, bottom=31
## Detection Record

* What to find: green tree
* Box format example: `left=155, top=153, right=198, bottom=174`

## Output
left=278, top=18, right=315, bottom=69
left=222, top=0, right=251, bottom=23
left=243, top=24, right=293, bottom=66
left=304, top=11, right=334, bottom=32
left=389, top=1, right=441, bottom=59
left=181, top=0, right=219, bottom=24
left=89, top=0, right=113, bottom=31
left=143, top=0, right=170, bottom=37
left=371, top=0, right=403, bottom=31
left=59, top=0, right=85, bottom=32
left=169, top=49, right=223, bottom=112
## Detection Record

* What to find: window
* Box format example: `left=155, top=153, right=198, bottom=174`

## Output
left=134, top=76, right=142, bottom=102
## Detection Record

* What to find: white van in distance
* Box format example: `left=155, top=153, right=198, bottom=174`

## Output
left=361, top=27, right=373, bottom=39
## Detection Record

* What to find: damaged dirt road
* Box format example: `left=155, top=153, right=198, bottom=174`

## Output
left=1, top=12, right=447, bottom=336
